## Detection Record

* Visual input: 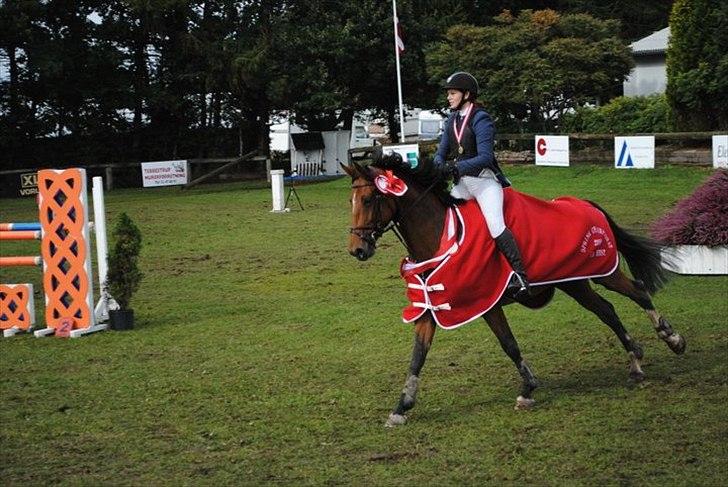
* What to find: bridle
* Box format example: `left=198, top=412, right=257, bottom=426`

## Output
left=349, top=176, right=440, bottom=255
left=349, top=182, right=395, bottom=249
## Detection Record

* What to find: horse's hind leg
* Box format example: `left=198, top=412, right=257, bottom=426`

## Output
left=558, top=280, right=646, bottom=382
left=386, top=314, right=436, bottom=427
left=595, top=271, right=686, bottom=354
left=483, top=306, right=539, bottom=410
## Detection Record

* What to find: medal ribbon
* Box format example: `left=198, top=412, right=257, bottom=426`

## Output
left=453, top=103, right=474, bottom=151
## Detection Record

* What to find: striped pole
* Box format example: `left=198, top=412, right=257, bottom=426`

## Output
left=0, top=223, right=41, bottom=231
left=0, top=230, right=41, bottom=240
left=0, top=256, right=42, bottom=267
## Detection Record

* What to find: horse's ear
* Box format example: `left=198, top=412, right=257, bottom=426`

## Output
left=340, top=162, right=355, bottom=178
left=352, top=161, right=365, bottom=176
left=371, top=145, right=383, bottom=165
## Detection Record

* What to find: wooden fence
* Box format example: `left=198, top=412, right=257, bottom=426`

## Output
left=0, top=155, right=270, bottom=197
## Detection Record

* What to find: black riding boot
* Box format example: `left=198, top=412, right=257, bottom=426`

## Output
left=494, top=228, right=531, bottom=300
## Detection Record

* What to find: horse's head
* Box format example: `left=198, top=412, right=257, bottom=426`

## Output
left=342, top=161, right=403, bottom=261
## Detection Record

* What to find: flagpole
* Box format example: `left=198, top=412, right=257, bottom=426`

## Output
left=392, top=0, right=405, bottom=143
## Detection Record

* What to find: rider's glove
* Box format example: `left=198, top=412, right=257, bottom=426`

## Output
left=441, top=161, right=460, bottom=183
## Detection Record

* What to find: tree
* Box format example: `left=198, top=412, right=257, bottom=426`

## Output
left=426, top=9, right=633, bottom=132
left=556, top=1, right=673, bottom=41
left=666, top=0, right=728, bottom=131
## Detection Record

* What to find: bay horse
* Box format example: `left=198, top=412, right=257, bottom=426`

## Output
left=342, top=157, right=685, bottom=427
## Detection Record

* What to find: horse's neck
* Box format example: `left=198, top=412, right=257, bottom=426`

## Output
left=396, top=188, right=447, bottom=262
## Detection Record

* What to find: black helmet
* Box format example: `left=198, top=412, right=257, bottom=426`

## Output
left=443, top=71, right=479, bottom=99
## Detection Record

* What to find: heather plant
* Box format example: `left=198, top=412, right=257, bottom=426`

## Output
left=651, top=169, right=728, bottom=246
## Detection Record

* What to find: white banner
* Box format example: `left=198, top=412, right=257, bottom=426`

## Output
left=614, top=136, right=655, bottom=169
left=382, top=143, right=420, bottom=170
left=141, top=160, right=189, bottom=187
left=535, top=135, right=569, bottom=167
left=713, top=135, right=728, bottom=168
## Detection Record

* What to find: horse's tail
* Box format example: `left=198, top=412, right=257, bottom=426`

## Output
left=587, top=200, right=669, bottom=294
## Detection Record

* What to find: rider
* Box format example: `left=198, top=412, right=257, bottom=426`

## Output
left=433, top=71, right=531, bottom=299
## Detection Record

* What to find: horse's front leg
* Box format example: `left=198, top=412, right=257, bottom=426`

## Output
left=483, top=306, right=539, bottom=410
left=386, top=314, right=436, bottom=427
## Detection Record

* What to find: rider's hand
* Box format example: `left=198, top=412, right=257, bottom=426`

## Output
left=437, top=161, right=459, bottom=183
left=445, top=161, right=460, bottom=183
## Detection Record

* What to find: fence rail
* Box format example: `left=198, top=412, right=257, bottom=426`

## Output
left=0, top=155, right=269, bottom=193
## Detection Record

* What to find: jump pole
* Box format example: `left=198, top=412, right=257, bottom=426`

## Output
left=0, top=223, right=41, bottom=231
left=0, top=256, right=42, bottom=266
left=0, top=230, right=41, bottom=240
left=91, top=176, right=119, bottom=323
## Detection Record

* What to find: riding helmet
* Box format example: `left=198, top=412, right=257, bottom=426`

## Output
left=443, top=71, right=479, bottom=99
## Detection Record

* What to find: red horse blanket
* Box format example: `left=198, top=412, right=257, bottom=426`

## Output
left=401, top=189, right=619, bottom=329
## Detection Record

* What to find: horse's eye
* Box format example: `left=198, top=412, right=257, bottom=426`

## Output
left=362, top=196, right=373, bottom=206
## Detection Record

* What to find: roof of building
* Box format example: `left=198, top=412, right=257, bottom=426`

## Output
left=630, top=27, right=670, bottom=55
left=290, top=132, right=324, bottom=151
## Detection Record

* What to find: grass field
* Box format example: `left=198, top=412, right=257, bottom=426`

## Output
left=1, top=165, right=726, bottom=485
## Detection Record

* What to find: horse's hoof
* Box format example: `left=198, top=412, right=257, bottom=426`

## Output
left=385, top=413, right=407, bottom=427
left=515, top=396, right=535, bottom=410
left=632, top=342, right=644, bottom=360
left=629, top=369, right=645, bottom=383
left=667, top=334, right=686, bottom=355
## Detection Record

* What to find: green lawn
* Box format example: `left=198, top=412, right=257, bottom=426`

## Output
left=1, top=165, right=726, bottom=485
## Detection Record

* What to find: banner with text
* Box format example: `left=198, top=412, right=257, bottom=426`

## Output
left=713, top=135, right=728, bottom=168
left=614, top=136, right=655, bottom=169
left=535, top=135, right=569, bottom=167
left=141, top=160, right=189, bottom=187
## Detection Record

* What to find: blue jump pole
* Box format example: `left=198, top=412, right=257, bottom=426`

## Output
left=0, top=222, right=41, bottom=231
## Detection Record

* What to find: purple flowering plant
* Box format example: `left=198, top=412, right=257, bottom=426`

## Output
left=650, top=169, right=728, bottom=247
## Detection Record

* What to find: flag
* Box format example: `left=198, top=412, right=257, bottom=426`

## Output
left=395, top=17, right=405, bottom=54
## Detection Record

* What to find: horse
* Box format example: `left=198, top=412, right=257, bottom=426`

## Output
left=341, top=157, right=686, bottom=428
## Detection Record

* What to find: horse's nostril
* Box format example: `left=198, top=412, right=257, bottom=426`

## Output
left=354, top=248, right=368, bottom=261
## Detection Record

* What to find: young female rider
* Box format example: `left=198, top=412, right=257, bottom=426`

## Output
left=433, top=71, right=531, bottom=298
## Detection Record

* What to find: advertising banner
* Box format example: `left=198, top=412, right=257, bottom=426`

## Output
left=713, top=135, right=728, bottom=168
left=19, top=172, right=38, bottom=197
left=614, top=136, right=655, bottom=169
left=535, top=135, right=569, bottom=167
left=141, top=160, right=189, bottom=187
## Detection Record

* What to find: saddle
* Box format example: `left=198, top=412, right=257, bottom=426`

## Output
left=400, top=188, right=619, bottom=329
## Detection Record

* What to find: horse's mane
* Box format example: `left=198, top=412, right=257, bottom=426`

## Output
left=371, top=152, right=464, bottom=207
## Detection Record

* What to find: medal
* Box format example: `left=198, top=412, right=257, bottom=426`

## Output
left=453, top=104, right=474, bottom=156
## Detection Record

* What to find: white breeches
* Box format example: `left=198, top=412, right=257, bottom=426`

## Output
left=450, top=169, right=506, bottom=238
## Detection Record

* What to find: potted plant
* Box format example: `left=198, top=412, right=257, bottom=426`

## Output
left=651, top=169, right=728, bottom=274
left=106, top=212, right=143, bottom=330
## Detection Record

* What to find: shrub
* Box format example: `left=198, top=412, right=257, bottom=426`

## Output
left=650, top=169, right=728, bottom=246
left=106, top=213, right=143, bottom=310
left=666, top=0, right=728, bottom=131
left=561, top=94, right=670, bottom=133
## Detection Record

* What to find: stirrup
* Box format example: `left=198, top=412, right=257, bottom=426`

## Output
left=508, top=273, right=531, bottom=299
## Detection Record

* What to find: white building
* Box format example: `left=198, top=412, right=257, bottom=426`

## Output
left=623, top=27, right=669, bottom=97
